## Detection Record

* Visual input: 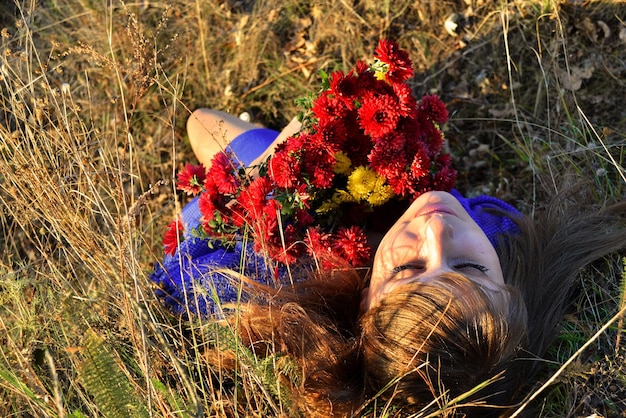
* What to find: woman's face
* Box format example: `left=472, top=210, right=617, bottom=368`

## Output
left=364, top=191, right=505, bottom=310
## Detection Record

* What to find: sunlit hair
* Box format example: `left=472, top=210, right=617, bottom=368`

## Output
left=201, top=186, right=625, bottom=417
left=359, top=190, right=626, bottom=415
left=360, top=273, right=528, bottom=414
left=205, top=266, right=367, bottom=417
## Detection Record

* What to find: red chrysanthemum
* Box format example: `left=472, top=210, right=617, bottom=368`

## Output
left=276, top=223, right=305, bottom=264
left=255, top=204, right=304, bottom=265
left=368, top=132, right=407, bottom=180
left=410, top=147, right=431, bottom=180
left=281, top=131, right=307, bottom=153
left=256, top=200, right=280, bottom=238
left=408, top=113, right=442, bottom=159
left=294, top=133, right=338, bottom=189
left=342, top=117, right=372, bottom=166
left=294, top=208, right=314, bottom=227
left=395, top=119, right=422, bottom=157
left=418, top=94, right=449, bottom=124
left=432, top=154, right=457, bottom=191
left=164, top=39, right=456, bottom=272
left=436, top=153, right=453, bottom=169
left=177, top=163, right=206, bottom=196
left=198, top=178, right=235, bottom=234
left=162, top=217, right=183, bottom=256
left=269, top=148, right=302, bottom=188
left=331, top=226, right=371, bottom=266
left=304, top=226, right=329, bottom=254
left=358, top=94, right=401, bottom=138
left=250, top=202, right=280, bottom=255
left=392, top=82, right=417, bottom=118
left=304, top=226, right=338, bottom=269
left=302, top=146, right=336, bottom=189
left=374, top=39, right=414, bottom=83
left=315, top=121, right=348, bottom=148
left=408, top=175, right=435, bottom=200
left=197, top=180, right=218, bottom=220
left=388, top=170, right=415, bottom=196
left=355, top=60, right=378, bottom=90
left=328, top=70, right=360, bottom=107
left=432, top=166, right=456, bottom=191
left=312, top=92, right=351, bottom=123
left=207, top=151, right=240, bottom=195
left=424, top=127, right=444, bottom=158
left=234, top=176, right=274, bottom=224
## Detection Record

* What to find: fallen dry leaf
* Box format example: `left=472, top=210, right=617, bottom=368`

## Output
left=556, top=64, right=594, bottom=91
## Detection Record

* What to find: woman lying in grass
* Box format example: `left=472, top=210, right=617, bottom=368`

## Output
left=151, top=41, right=626, bottom=416
left=154, top=108, right=626, bottom=416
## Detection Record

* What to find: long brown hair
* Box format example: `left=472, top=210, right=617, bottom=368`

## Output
left=360, top=274, right=528, bottom=415
left=208, top=188, right=625, bottom=417
left=210, top=267, right=367, bottom=417
left=359, top=189, right=626, bottom=416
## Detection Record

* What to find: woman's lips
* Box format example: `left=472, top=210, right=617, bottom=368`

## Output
left=416, top=204, right=457, bottom=217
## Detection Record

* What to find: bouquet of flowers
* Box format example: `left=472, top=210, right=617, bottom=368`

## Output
left=164, top=39, right=455, bottom=273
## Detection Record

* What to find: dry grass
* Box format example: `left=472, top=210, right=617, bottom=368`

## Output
left=0, top=0, right=624, bottom=416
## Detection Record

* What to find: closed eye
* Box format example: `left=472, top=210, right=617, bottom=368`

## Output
left=391, top=263, right=425, bottom=275
left=390, top=262, right=490, bottom=278
left=454, top=262, right=489, bottom=273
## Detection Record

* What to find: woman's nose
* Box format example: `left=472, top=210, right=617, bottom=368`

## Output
left=422, top=215, right=454, bottom=253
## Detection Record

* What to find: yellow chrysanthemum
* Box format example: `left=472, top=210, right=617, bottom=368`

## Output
left=316, top=200, right=337, bottom=214
left=333, top=151, right=352, bottom=175
left=347, top=166, right=381, bottom=201
left=333, top=189, right=356, bottom=204
left=367, top=180, right=395, bottom=206
left=315, top=190, right=355, bottom=214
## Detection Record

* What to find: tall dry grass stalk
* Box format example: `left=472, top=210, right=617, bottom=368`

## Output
left=0, top=0, right=624, bottom=416
left=0, top=2, right=197, bottom=416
